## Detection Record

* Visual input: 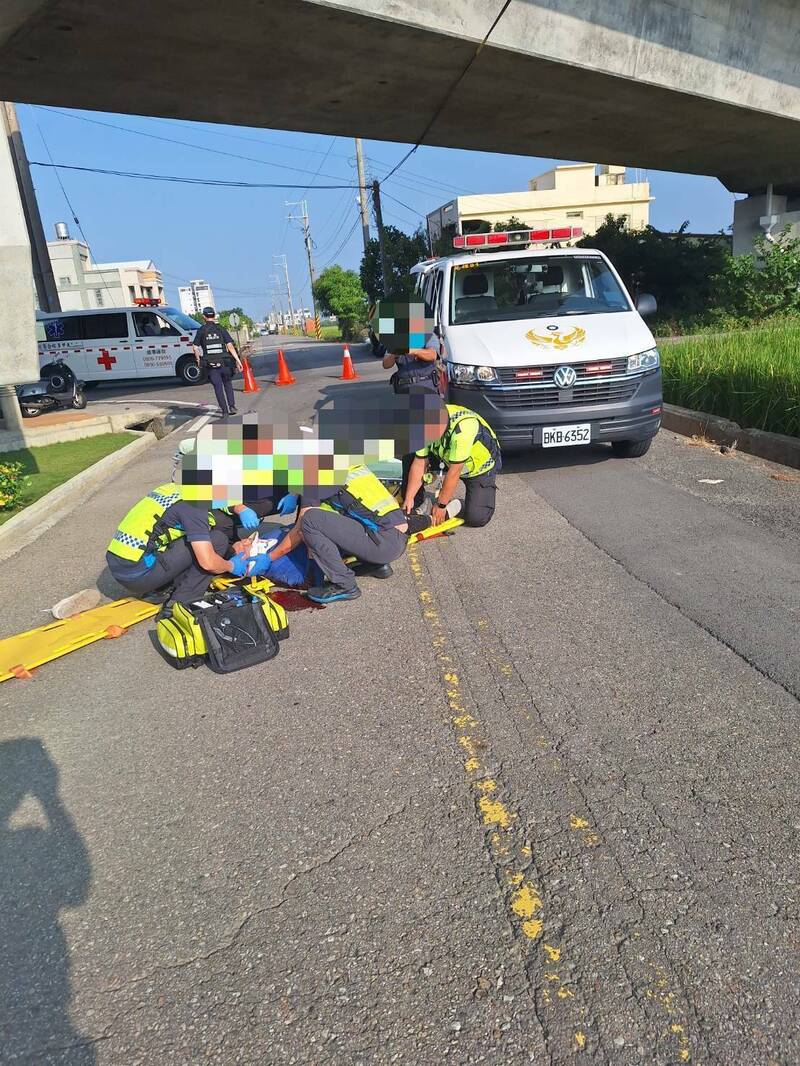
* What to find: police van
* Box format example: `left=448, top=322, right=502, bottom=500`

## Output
left=413, top=229, right=662, bottom=456
left=35, top=303, right=207, bottom=386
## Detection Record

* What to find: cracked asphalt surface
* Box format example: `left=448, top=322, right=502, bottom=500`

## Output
left=1, top=339, right=798, bottom=1065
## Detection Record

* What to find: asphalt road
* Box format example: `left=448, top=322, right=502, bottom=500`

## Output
left=1, top=339, right=798, bottom=1066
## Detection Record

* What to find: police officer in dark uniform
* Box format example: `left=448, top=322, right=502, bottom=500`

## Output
left=192, top=307, right=243, bottom=416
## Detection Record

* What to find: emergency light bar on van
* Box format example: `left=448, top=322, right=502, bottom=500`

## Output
left=453, top=227, right=583, bottom=250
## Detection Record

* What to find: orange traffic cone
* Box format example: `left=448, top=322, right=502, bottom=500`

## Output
left=275, top=348, right=296, bottom=387
left=340, top=344, right=358, bottom=381
left=242, top=357, right=260, bottom=393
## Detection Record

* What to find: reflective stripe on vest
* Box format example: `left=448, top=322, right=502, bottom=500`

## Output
left=320, top=465, right=403, bottom=531
left=107, top=483, right=185, bottom=562
left=438, top=404, right=500, bottom=478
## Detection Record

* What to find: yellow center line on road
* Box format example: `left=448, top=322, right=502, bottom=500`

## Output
left=407, top=540, right=584, bottom=1050
left=407, top=540, right=698, bottom=1064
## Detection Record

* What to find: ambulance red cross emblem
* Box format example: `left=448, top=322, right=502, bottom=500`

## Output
left=97, top=349, right=116, bottom=371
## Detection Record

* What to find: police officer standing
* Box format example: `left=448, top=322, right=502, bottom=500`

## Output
left=192, top=307, right=243, bottom=416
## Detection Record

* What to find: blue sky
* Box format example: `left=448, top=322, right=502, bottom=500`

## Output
left=19, top=104, right=737, bottom=319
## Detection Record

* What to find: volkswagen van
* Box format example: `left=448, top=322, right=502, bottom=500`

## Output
left=35, top=305, right=206, bottom=386
left=413, top=231, right=662, bottom=456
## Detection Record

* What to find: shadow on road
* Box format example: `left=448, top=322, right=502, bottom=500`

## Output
left=0, top=738, right=95, bottom=1064
left=499, top=443, right=615, bottom=476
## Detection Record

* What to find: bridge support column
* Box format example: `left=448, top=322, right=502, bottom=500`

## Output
left=733, top=188, right=800, bottom=256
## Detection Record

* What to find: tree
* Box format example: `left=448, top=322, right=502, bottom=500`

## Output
left=218, top=306, right=255, bottom=334
left=190, top=312, right=204, bottom=326
left=360, top=225, right=430, bottom=303
left=577, top=216, right=731, bottom=321
left=313, top=265, right=368, bottom=341
left=492, top=216, right=529, bottom=233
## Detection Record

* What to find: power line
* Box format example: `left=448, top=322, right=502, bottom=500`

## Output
left=29, top=160, right=360, bottom=189
left=32, top=118, right=118, bottom=308
left=381, top=0, right=513, bottom=183
left=32, top=106, right=354, bottom=184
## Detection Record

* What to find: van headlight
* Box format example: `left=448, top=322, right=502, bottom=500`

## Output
left=627, top=347, right=660, bottom=373
left=447, top=362, right=498, bottom=385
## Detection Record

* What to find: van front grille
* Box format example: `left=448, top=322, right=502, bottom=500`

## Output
left=488, top=378, right=640, bottom=409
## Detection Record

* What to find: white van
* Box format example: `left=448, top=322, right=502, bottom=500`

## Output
left=35, top=305, right=207, bottom=386
left=413, top=233, right=662, bottom=457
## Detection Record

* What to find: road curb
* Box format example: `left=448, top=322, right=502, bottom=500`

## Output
left=0, top=430, right=156, bottom=563
left=663, top=404, right=800, bottom=470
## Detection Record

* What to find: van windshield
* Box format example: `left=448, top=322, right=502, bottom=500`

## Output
left=449, top=255, right=630, bottom=325
left=161, top=307, right=202, bottom=332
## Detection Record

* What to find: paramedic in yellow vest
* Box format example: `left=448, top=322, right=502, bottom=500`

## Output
left=403, top=404, right=501, bottom=528
left=267, top=465, right=410, bottom=604
left=105, top=485, right=270, bottom=606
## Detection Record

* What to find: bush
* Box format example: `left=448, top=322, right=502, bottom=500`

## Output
left=0, top=461, right=25, bottom=511
left=313, top=265, right=369, bottom=342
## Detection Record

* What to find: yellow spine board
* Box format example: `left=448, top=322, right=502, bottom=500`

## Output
left=0, top=598, right=159, bottom=683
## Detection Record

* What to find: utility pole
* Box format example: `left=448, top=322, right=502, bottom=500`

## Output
left=371, top=180, right=391, bottom=298
left=267, top=273, right=284, bottom=329
left=355, top=138, right=370, bottom=253
left=286, top=199, right=320, bottom=340
left=273, top=254, right=295, bottom=335
left=2, top=101, right=60, bottom=312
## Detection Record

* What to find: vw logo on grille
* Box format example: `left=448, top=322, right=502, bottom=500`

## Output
left=554, top=364, right=577, bottom=389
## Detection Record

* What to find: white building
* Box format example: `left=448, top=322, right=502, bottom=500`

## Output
left=178, top=279, right=216, bottom=316
left=427, top=164, right=652, bottom=250
left=46, top=223, right=164, bottom=310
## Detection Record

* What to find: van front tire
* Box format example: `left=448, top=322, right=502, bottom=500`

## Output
left=177, top=356, right=206, bottom=385
left=611, top=437, right=654, bottom=459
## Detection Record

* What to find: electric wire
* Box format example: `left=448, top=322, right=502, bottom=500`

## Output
left=29, top=160, right=360, bottom=189
left=33, top=117, right=119, bottom=308
left=32, top=106, right=354, bottom=184
left=381, top=0, right=513, bottom=183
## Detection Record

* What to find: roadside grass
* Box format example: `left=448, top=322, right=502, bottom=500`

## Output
left=661, top=320, right=800, bottom=438
left=0, top=432, right=138, bottom=525
left=319, top=324, right=342, bottom=341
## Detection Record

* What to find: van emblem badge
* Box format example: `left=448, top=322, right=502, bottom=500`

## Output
left=525, top=325, right=586, bottom=350
left=553, top=365, right=577, bottom=389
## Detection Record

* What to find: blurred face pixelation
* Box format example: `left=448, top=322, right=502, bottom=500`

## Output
left=178, top=398, right=446, bottom=506
left=374, top=301, right=435, bottom=353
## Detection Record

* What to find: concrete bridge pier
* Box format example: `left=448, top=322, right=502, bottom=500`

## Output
left=733, top=188, right=800, bottom=256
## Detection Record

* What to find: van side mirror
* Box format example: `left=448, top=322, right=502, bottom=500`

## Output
left=635, top=292, right=657, bottom=318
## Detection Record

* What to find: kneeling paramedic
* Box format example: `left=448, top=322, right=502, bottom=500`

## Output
left=265, top=465, right=410, bottom=604
left=106, top=485, right=272, bottom=606
left=403, top=404, right=501, bottom=528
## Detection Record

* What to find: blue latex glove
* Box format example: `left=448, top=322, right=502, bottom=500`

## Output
left=237, top=506, right=260, bottom=529
left=276, top=493, right=299, bottom=516
left=248, top=554, right=272, bottom=577
left=229, top=553, right=250, bottom=577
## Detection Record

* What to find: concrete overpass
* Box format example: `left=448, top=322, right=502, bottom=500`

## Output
left=1, top=0, right=799, bottom=390
left=1, top=0, right=798, bottom=196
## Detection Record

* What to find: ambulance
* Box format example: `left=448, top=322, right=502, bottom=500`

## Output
left=35, top=301, right=207, bottom=386
left=413, top=229, right=662, bottom=456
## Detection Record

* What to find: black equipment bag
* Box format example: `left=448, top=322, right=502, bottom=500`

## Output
left=197, top=599, right=279, bottom=673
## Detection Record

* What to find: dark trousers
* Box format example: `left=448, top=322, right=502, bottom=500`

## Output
left=401, top=456, right=497, bottom=527
left=106, top=528, right=231, bottom=605
left=208, top=365, right=235, bottom=413
left=462, top=469, right=497, bottom=527
left=300, top=509, right=407, bottom=590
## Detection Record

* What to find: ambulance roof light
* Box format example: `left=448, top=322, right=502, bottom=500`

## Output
left=453, top=227, right=583, bottom=252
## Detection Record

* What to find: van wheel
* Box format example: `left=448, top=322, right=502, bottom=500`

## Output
left=177, top=356, right=205, bottom=385
left=611, top=437, right=653, bottom=458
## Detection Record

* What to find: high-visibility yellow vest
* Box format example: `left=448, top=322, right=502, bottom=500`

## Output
left=320, top=465, right=404, bottom=532
left=107, top=483, right=215, bottom=563
left=420, top=404, right=500, bottom=478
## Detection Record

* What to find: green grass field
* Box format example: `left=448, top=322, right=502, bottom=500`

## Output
left=319, top=324, right=342, bottom=341
left=661, top=320, right=800, bottom=438
left=0, top=432, right=137, bottom=525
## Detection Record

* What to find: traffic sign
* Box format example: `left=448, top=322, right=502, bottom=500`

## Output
left=228, top=312, right=241, bottom=328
